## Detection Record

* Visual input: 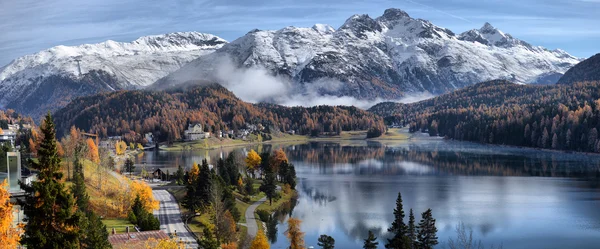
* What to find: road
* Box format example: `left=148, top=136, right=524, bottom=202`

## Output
left=245, top=196, right=267, bottom=239
left=153, top=190, right=199, bottom=249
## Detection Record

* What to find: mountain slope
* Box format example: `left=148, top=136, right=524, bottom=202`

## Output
left=369, top=79, right=600, bottom=153
left=52, top=84, right=385, bottom=142
left=557, top=53, right=600, bottom=84
left=0, top=32, right=227, bottom=119
left=158, top=8, right=581, bottom=101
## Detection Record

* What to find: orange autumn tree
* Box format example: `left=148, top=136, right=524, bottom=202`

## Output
left=250, top=230, right=269, bottom=249
left=86, top=138, right=100, bottom=163
left=245, top=149, right=261, bottom=178
left=285, top=218, right=305, bottom=249
left=221, top=242, right=238, bottom=249
left=270, top=148, right=288, bottom=175
left=0, top=180, right=23, bottom=247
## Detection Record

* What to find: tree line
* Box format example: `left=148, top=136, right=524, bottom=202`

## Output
left=372, top=80, right=600, bottom=153
left=52, top=84, right=386, bottom=143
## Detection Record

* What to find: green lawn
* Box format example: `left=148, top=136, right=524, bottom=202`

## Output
left=102, top=219, right=135, bottom=234
left=256, top=188, right=296, bottom=214
left=236, top=200, right=250, bottom=223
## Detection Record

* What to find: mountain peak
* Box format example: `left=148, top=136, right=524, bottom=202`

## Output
left=339, top=14, right=382, bottom=38
left=381, top=8, right=410, bottom=20
left=480, top=22, right=496, bottom=33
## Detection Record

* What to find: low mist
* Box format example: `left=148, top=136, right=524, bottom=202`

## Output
left=169, top=56, right=434, bottom=109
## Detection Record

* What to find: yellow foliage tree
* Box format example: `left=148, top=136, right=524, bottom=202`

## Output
left=115, top=140, right=128, bottom=155
left=144, top=237, right=185, bottom=249
left=0, top=180, right=23, bottom=247
left=86, top=138, right=100, bottom=163
left=0, top=128, right=3, bottom=135
left=130, top=180, right=159, bottom=212
left=237, top=176, right=243, bottom=188
left=250, top=230, right=270, bottom=249
left=189, top=162, right=200, bottom=184
left=285, top=217, right=305, bottom=249
left=56, top=141, right=65, bottom=157
left=245, top=149, right=261, bottom=178
left=137, top=143, right=145, bottom=150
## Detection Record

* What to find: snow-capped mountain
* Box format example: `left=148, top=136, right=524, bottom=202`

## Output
left=0, top=32, right=226, bottom=118
left=158, top=8, right=581, bottom=100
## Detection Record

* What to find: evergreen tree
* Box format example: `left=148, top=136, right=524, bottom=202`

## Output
left=245, top=177, right=255, bottom=195
left=129, top=195, right=160, bottom=231
left=407, top=209, right=417, bottom=249
left=363, top=230, right=379, bottom=249
left=175, top=165, right=185, bottom=185
left=284, top=162, right=297, bottom=189
left=416, top=209, right=438, bottom=249
left=317, top=234, right=335, bottom=249
left=217, top=158, right=230, bottom=186
left=70, top=155, right=111, bottom=249
left=386, top=192, right=410, bottom=249
left=225, top=151, right=240, bottom=185
left=124, top=157, right=135, bottom=177
left=19, top=113, right=82, bottom=248
left=260, top=167, right=277, bottom=205
left=197, top=159, right=213, bottom=210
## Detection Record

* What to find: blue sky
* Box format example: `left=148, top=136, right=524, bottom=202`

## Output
left=0, top=0, right=598, bottom=66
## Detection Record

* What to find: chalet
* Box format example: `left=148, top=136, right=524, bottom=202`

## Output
left=184, top=124, right=210, bottom=141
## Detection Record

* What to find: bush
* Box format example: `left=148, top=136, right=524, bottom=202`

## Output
left=366, top=126, right=383, bottom=138
left=242, top=196, right=251, bottom=203
left=256, top=209, right=270, bottom=223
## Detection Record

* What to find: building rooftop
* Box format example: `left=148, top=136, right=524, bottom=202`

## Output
left=108, top=230, right=170, bottom=249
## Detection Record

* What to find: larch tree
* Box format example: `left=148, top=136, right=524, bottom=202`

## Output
left=245, top=149, right=261, bottom=179
left=250, top=230, right=270, bottom=249
left=0, top=180, right=23, bottom=248
left=285, top=217, right=305, bottom=249
left=86, top=138, right=100, bottom=164
left=19, top=113, right=82, bottom=248
left=363, top=230, right=379, bottom=249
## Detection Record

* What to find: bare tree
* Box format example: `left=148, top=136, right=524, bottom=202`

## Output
left=447, top=223, right=502, bottom=249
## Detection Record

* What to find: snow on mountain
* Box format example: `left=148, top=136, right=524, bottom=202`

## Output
left=158, top=8, right=581, bottom=102
left=0, top=32, right=226, bottom=118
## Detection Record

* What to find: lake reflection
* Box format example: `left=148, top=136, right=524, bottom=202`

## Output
left=139, top=139, right=600, bottom=249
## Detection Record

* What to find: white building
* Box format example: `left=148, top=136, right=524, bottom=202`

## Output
left=184, top=124, right=210, bottom=141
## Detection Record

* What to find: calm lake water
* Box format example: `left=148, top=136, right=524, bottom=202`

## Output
left=137, top=138, right=600, bottom=249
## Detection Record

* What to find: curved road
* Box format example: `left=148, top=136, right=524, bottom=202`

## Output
left=245, top=196, right=267, bottom=239
left=153, top=190, right=199, bottom=249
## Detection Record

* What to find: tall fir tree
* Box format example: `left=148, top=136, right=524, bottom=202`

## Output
left=260, top=167, right=277, bottom=205
left=407, top=209, right=417, bottom=249
left=175, top=165, right=185, bottom=185
left=197, top=159, right=213, bottom=210
left=363, top=230, right=379, bottom=249
left=386, top=192, right=410, bottom=249
left=19, top=113, right=82, bottom=248
left=416, top=209, right=438, bottom=249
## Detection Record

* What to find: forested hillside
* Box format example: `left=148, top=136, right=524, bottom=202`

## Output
left=371, top=80, right=600, bottom=153
left=53, top=84, right=385, bottom=142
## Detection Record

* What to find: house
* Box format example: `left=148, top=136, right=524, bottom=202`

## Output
left=184, top=124, right=210, bottom=141
left=108, top=229, right=170, bottom=249
left=287, top=130, right=296, bottom=135
left=99, top=140, right=113, bottom=149
left=152, top=168, right=171, bottom=180
left=144, top=133, right=154, bottom=144
left=0, top=131, right=16, bottom=147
